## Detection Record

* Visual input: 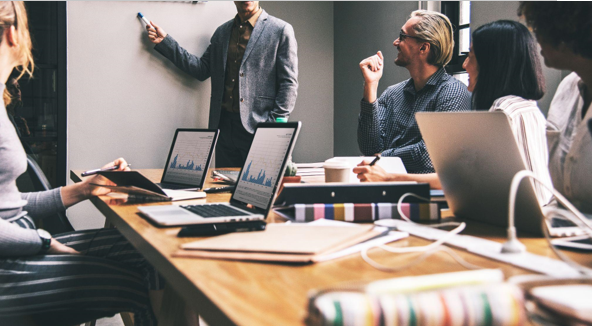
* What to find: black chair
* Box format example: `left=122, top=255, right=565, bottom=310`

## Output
left=16, top=154, right=75, bottom=234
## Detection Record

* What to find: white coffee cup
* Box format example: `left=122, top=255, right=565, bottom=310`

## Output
left=323, top=160, right=352, bottom=183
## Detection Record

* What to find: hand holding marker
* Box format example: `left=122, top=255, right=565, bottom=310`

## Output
left=139, top=12, right=167, bottom=44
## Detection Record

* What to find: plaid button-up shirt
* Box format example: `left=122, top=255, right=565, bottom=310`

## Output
left=358, top=68, right=471, bottom=173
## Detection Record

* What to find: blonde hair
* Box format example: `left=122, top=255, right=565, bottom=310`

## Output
left=0, top=1, right=33, bottom=106
left=410, top=10, right=454, bottom=67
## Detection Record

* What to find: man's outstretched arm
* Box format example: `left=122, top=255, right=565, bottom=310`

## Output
left=149, top=21, right=212, bottom=81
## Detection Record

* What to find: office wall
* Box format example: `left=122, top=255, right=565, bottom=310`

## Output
left=66, top=2, right=334, bottom=229
left=263, top=2, right=334, bottom=163
left=334, top=1, right=418, bottom=156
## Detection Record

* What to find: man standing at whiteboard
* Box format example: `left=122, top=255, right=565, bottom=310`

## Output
left=147, top=1, right=298, bottom=167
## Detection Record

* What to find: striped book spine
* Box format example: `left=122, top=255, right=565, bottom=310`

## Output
left=293, top=203, right=440, bottom=223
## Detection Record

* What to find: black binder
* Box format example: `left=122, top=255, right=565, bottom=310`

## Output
left=274, top=182, right=430, bottom=206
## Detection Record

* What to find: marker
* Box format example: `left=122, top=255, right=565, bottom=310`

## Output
left=138, top=12, right=152, bottom=27
left=81, top=164, right=131, bottom=177
left=369, top=154, right=381, bottom=166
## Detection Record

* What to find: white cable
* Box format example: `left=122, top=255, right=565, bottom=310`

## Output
left=363, top=172, right=592, bottom=275
left=376, top=221, right=466, bottom=253
left=361, top=241, right=485, bottom=272
left=508, top=170, right=592, bottom=276
left=362, top=192, right=483, bottom=272
left=509, top=170, right=592, bottom=236
left=541, top=213, right=592, bottom=276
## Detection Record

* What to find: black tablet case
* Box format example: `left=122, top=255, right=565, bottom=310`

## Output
left=274, top=183, right=430, bottom=206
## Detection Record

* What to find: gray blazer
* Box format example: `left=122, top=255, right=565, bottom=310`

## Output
left=155, top=10, right=298, bottom=133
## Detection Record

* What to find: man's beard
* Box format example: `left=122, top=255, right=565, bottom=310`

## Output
left=394, top=52, right=408, bottom=67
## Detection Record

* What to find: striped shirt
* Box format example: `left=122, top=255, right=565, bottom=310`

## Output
left=546, top=72, right=592, bottom=213
left=490, top=95, right=553, bottom=206
left=358, top=68, right=471, bottom=173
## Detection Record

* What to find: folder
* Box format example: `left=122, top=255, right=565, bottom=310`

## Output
left=174, top=224, right=386, bottom=264
left=274, top=182, right=430, bottom=206
left=93, top=171, right=205, bottom=201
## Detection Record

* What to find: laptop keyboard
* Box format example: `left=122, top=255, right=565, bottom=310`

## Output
left=181, top=204, right=250, bottom=217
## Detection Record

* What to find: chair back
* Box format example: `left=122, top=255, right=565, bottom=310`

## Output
left=16, top=155, right=75, bottom=234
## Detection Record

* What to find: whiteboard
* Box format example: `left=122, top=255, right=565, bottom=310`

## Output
left=68, top=1, right=236, bottom=170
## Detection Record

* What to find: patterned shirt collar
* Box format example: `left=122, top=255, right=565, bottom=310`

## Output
left=403, top=67, right=448, bottom=94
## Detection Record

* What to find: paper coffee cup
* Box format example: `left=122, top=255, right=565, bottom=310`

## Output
left=324, top=161, right=352, bottom=182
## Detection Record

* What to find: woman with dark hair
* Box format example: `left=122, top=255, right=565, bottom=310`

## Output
left=519, top=2, right=592, bottom=215
left=464, top=20, right=552, bottom=205
left=0, top=2, right=163, bottom=325
left=355, top=20, right=553, bottom=206
left=468, top=20, right=545, bottom=111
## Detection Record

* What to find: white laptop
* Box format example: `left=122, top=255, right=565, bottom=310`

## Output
left=416, top=112, right=546, bottom=236
left=138, top=122, right=302, bottom=226
left=156, top=128, right=219, bottom=191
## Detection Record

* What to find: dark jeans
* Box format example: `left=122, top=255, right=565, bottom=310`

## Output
left=216, top=111, right=255, bottom=168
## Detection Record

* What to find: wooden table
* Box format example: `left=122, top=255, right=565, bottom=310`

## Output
left=70, top=169, right=589, bottom=326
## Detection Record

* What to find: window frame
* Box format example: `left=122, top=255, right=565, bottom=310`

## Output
left=441, top=1, right=470, bottom=75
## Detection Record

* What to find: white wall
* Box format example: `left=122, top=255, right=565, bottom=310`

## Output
left=66, top=2, right=334, bottom=229
left=263, top=2, right=334, bottom=163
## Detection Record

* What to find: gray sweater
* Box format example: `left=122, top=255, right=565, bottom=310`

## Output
left=0, top=83, right=66, bottom=257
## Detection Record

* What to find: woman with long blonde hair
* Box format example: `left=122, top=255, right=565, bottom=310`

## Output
left=0, top=3, right=162, bottom=325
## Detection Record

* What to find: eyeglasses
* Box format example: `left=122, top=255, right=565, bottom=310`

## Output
left=399, top=31, right=425, bottom=42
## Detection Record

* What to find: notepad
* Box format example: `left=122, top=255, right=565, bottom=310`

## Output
left=175, top=223, right=388, bottom=263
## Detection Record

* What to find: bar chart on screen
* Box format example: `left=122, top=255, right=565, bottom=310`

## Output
left=233, top=128, right=295, bottom=209
left=163, top=132, right=216, bottom=185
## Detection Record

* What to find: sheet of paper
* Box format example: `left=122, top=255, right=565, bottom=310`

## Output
left=162, top=189, right=206, bottom=201
left=295, top=162, right=324, bottom=169
left=297, top=157, right=407, bottom=182
left=305, top=219, right=408, bottom=262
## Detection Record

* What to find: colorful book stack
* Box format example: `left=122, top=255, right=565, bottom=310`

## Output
left=293, top=202, right=439, bottom=223
left=307, top=283, right=526, bottom=326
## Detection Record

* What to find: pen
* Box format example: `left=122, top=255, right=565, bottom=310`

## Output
left=203, top=186, right=236, bottom=193
left=212, top=170, right=230, bottom=181
left=81, top=164, right=131, bottom=177
left=369, top=155, right=381, bottom=166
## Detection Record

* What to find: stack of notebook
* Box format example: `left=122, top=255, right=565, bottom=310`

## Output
left=174, top=222, right=408, bottom=264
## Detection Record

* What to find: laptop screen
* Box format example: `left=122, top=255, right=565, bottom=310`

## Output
left=161, top=129, right=219, bottom=188
left=232, top=124, right=300, bottom=211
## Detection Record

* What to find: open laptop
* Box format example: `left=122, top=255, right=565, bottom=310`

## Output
left=156, top=129, right=219, bottom=190
left=138, top=122, right=301, bottom=226
left=416, top=112, right=546, bottom=236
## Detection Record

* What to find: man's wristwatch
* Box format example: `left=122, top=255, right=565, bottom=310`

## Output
left=37, top=229, right=52, bottom=253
